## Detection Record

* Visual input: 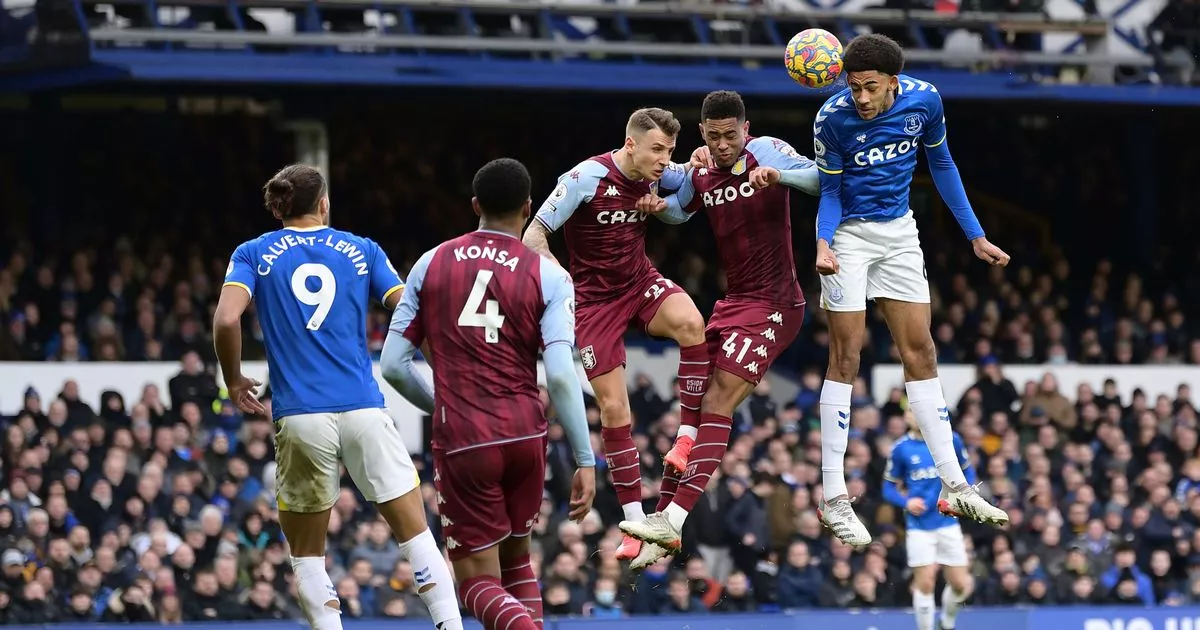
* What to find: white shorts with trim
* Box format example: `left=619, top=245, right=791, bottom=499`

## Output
left=906, top=524, right=968, bottom=568
left=819, top=211, right=930, bottom=312
left=274, top=408, right=418, bottom=513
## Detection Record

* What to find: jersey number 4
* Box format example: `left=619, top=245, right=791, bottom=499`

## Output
left=291, top=263, right=336, bottom=331
left=459, top=269, right=506, bottom=344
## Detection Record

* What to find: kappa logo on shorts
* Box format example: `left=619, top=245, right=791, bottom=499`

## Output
left=580, top=345, right=597, bottom=370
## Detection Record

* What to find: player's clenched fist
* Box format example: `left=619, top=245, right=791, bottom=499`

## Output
left=689, top=145, right=715, bottom=170
left=748, top=167, right=781, bottom=190
left=815, top=240, right=840, bottom=276
left=906, top=497, right=927, bottom=516
left=635, top=193, right=667, bottom=214
left=971, top=237, right=1010, bottom=267
left=569, top=466, right=596, bottom=522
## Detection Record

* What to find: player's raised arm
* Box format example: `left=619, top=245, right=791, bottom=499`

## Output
left=367, top=239, right=406, bottom=309
left=522, top=161, right=605, bottom=264
left=648, top=167, right=699, bottom=225
left=745, top=137, right=820, bottom=196
left=380, top=248, right=438, bottom=413
left=213, top=243, right=266, bottom=416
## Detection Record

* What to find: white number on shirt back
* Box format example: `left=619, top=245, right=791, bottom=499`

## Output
left=458, top=269, right=506, bottom=343
left=290, top=263, right=337, bottom=331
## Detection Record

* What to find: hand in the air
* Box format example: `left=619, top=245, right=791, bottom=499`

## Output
left=689, top=145, right=715, bottom=170
left=972, top=237, right=1010, bottom=267
left=569, top=466, right=596, bottom=522
left=748, top=167, right=781, bottom=190
left=635, top=193, right=667, bottom=214
left=815, top=240, right=840, bottom=276
left=227, top=374, right=266, bottom=416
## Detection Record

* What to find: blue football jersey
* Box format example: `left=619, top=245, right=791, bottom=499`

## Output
left=813, top=75, right=946, bottom=227
left=224, top=226, right=404, bottom=420
left=884, top=432, right=974, bottom=532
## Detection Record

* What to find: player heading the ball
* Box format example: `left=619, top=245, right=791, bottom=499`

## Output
left=216, top=165, right=463, bottom=630
left=810, top=34, right=1011, bottom=546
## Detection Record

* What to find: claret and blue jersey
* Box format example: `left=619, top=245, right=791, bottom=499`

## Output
left=883, top=431, right=977, bottom=531
left=812, top=74, right=984, bottom=244
left=224, top=226, right=404, bottom=420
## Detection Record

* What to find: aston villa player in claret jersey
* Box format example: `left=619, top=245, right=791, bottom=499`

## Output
left=521, top=108, right=710, bottom=568
left=381, top=158, right=596, bottom=630
left=620, top=90, right=821, bottom=551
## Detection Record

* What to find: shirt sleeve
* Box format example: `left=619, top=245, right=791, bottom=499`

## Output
left=746, top=137, right=819, bottom=196
left=657, top=161, right=690, bottom=192
left=533, top=161, right=604, bottom=232
left=223, top=242, right=258, bottom=297
left=922, top=90, right=948, bottom=149
left=884, top=443, right=906, bottom=483
left=657, top=171, right=700, bottom=224
left=367, top=239, right=405, bottom=306
left=539, top=257, right=576, bottom=350
left=389, top=246, right=437, bottom=344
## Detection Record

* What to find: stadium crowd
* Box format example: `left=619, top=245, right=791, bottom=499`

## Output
left=0, top=103, right=1198, bottom=622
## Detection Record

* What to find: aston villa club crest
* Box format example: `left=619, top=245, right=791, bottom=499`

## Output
left=580, top=345, right=596, bottom=370
left=731, top=156, right=747, bottom=176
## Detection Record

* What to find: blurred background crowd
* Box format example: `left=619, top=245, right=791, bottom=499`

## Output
left=0, top=97, right=1198, bottom=622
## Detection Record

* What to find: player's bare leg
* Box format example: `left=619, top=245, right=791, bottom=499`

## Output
left=938, top=564, right=974, bottom=630
left=645, top=292, right=709, bottom=474
left=817, top=309, right=872, bottom=546
left=499, top=537, right=543, bottom=629
left=911, top=564, right=939, bottom=630
left=622, top=367, right=746, bottom=551
left=876, top=298, right=1007, bottom=526
left=375, top=489, right=464, bottom=630
left=279, top=509, right=344, bottom=630
left=450, top=539, right=538, bottom=630
left=592, top=366, right=648, bottom=560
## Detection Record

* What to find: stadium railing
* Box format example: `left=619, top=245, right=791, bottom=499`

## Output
left=2, top=607, right=1196, bottom=630
left=80, top=0, right=1134, bottom=70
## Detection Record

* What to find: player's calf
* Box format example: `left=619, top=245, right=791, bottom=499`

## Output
left=647, top=292, right=709, bottom=466
left=291, top=556, right=343, bottom=630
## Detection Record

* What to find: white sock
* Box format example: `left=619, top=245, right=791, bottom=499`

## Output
left=290, top=556, right=343, bottom=630
left=820, top=380, right=853, bottom=500
left=941, top=584, right=966, bottom=629
left=664, top=502, right=689, bottom=531
left=905, top=378, right=968, bottom=488
left=622, top=502, right=646, bottom=522
left=913, top=590, right=935, bottom=630
left=676, top=425, right=698, bottom=440
left=397, top=529, right=463, bottom=630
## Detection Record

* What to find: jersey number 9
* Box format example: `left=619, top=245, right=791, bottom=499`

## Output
left=459, top=269, right=506, bottom=344
left=291, top=263, right=337, bottom=331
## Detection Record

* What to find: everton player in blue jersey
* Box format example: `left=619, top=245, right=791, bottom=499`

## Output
left=214, top=165, right=463, bottom=630
left=810, top=34, right=1010, bottom=543
left=884, top=410, right=976, bottom=630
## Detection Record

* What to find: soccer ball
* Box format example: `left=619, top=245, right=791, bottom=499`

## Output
left=784, top=28, right=844, bottom=88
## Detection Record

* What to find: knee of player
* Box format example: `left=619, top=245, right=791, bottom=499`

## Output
left=673, top=312, right=706, bottom=346
left=950, top=572, right=975, bottom=597
left=599, top=400, right=632, bottom=427
left=911, top=570, right=936, bottom=595
left=897, top=339, right=938, bottom=375
left=827, top=349, right=861, bottom=382
left=699, top=373, right=747, bottom=417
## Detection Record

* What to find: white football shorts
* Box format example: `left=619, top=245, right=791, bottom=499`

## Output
left=819, top=210, right=931, bottom=312
left=274, top=408, right=418, bottom=513
left=906, top=524, right=968, bottom=568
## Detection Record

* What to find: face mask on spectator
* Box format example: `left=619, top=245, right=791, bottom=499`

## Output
left=595, top=589, right=615, bottom=605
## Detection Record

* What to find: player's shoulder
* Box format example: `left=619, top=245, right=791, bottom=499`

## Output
left=537, top=256, right=573, bottom=289
left=891, top=435, right=914, bottom=453
left=897, top=74, right=942, bottom=108
left=815, top=89, right=856, bottom=126
left=564, top=156, right=611, bottom=185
